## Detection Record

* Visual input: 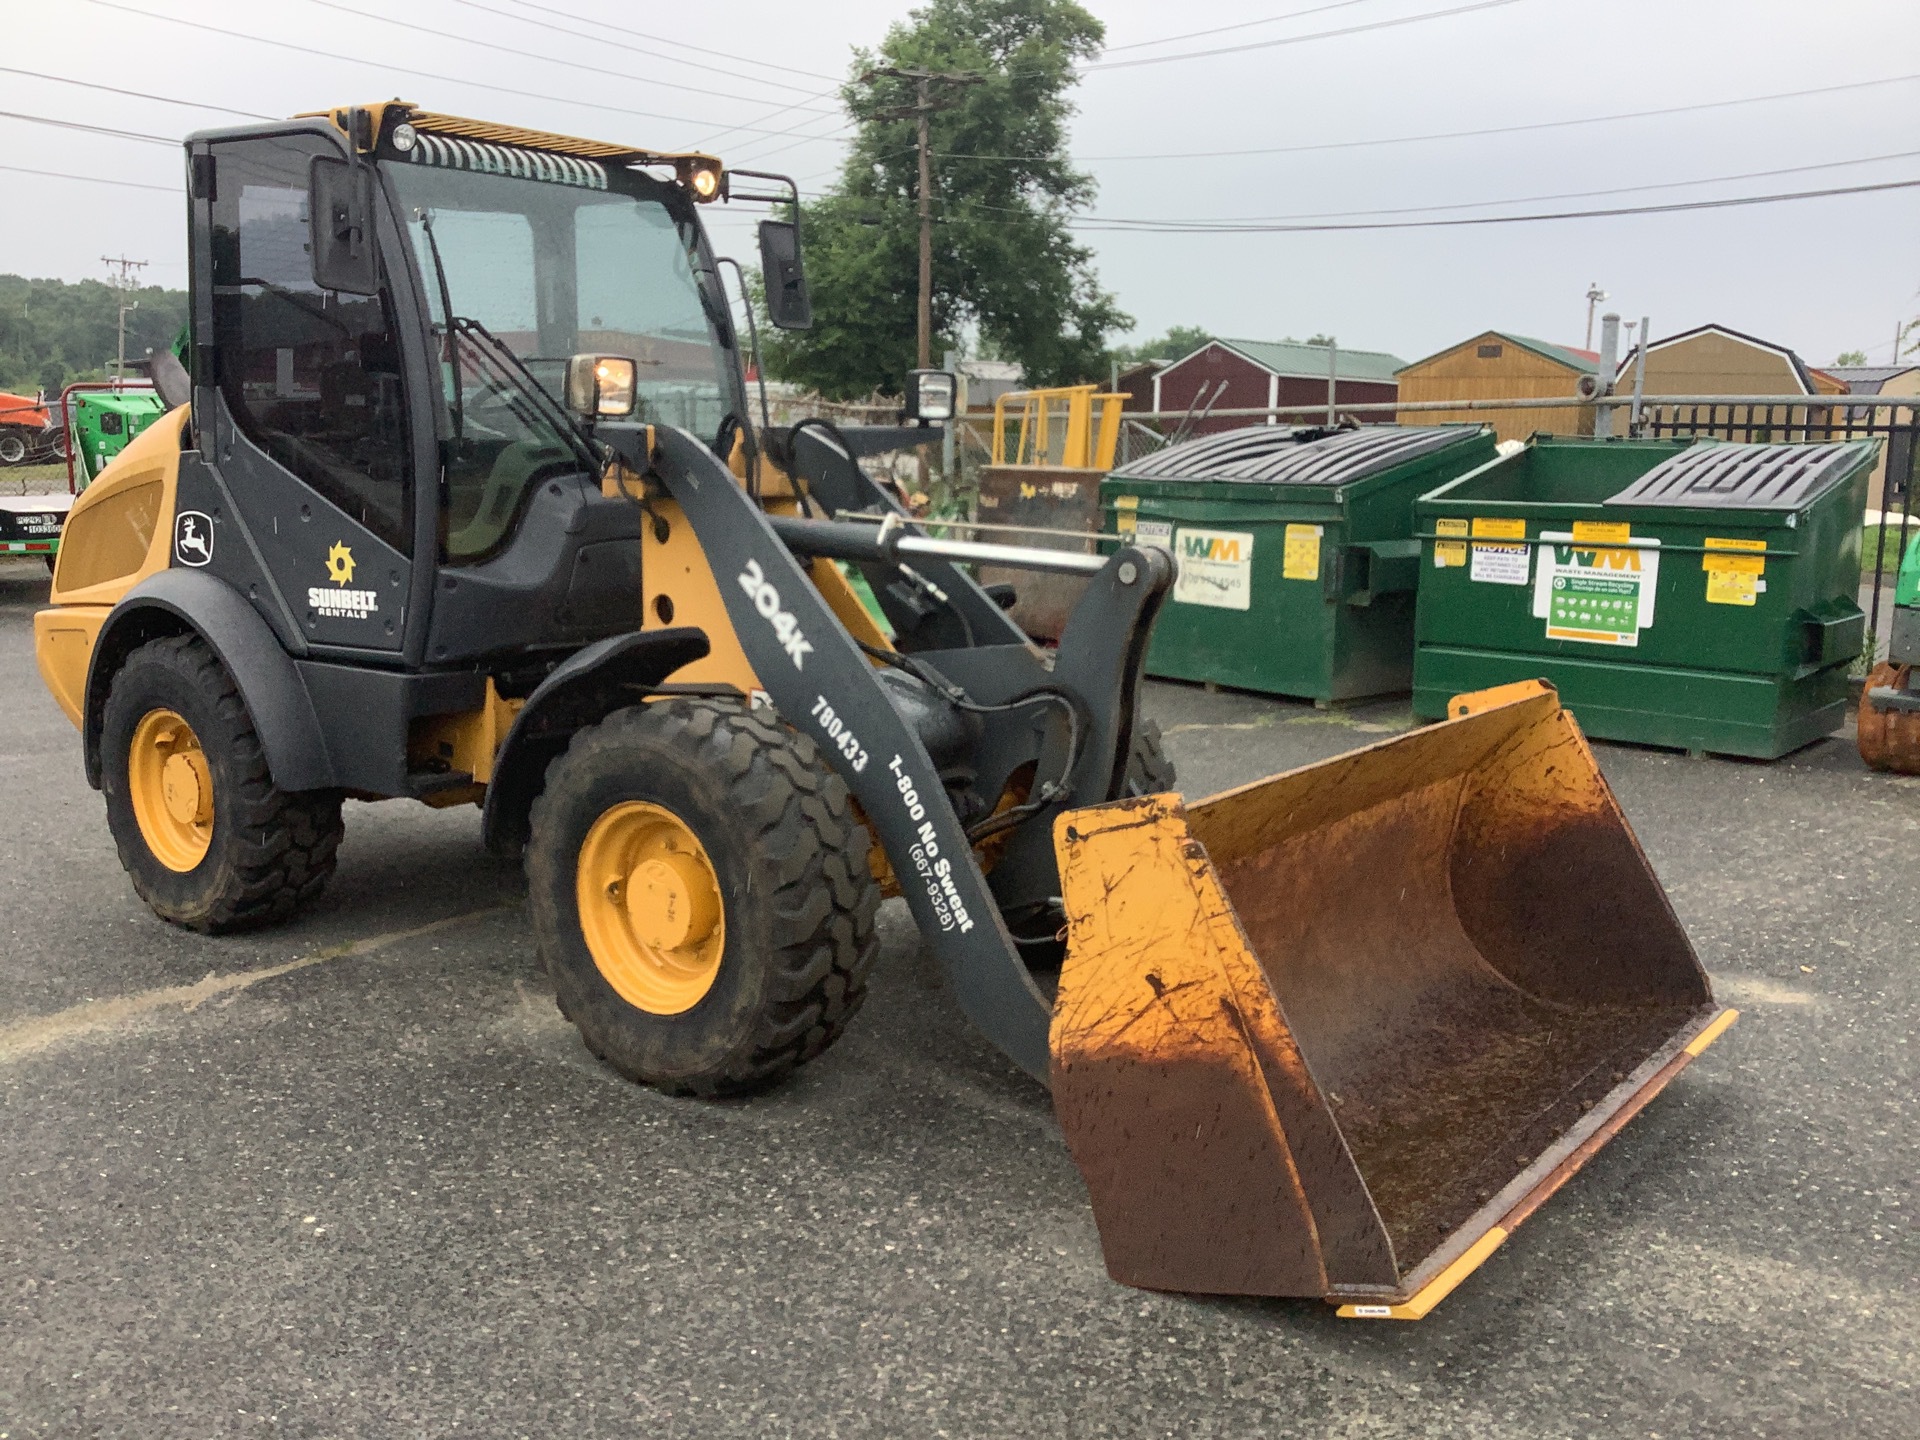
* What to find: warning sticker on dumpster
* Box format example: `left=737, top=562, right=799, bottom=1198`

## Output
left=1432, top=517, right=1469, bottom=568
left=1282, top=523, right=1322, bottom=581
left=1469, top=516, right=1531, bottom=585
left=1533, top=530, right=1659, bottom=645
left=1703, top=536, right=1766, bottom=607
left=1173, top=527, right=1254, bottom=609
left=1134, top=519, right=1172, bottom=550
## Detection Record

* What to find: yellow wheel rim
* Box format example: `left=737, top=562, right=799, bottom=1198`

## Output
left=128, top=708, right=214, bottom=872
left=575, top=801, right=726, bottom=1015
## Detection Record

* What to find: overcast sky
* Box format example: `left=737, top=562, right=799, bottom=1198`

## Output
left=5, top=0, right=1916, bottom=367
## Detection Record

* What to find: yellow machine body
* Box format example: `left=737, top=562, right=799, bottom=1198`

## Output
left=33, top=409, right=884, bottom=800
left=1050, top=681, right=1735, bottom=1318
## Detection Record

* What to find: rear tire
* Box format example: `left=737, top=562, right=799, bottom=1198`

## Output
left=527, top=698, right=881, bottom=1096
left=0, top=428, right=28, bottom=466
left=101, top=636, right=344, bottom=932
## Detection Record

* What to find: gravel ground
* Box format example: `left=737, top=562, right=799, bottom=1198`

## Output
left=1, top=554, right=1914, bottom=1438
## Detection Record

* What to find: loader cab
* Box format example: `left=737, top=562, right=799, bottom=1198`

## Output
left=183, top=109, right=753, bottom=672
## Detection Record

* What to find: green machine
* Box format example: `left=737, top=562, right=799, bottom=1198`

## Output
left=68, top=387, right=167, bottom=485
left=1099, top=425, right=1498, bottom=703
left=1413, top=436, right=1879, bottom=759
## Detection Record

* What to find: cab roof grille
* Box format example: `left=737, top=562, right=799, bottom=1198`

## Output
left=403, top=112, right=716, bottom=170
left=408, top=132, right=607, bottom=190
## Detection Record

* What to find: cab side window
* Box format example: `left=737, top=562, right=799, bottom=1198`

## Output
left=209, top=133, right=411, bottom=552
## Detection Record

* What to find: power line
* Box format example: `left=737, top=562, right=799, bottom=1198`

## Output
left=1082, top=0, right=1530, bottom=71
left=0, top=109, right=177, bottom=145
left=0, top=67, right=275, bottom=119
left=720, top=118, right=859, bottom=168
left=1067, top=177, right=1920, bottom=233
left=1103, top=0, right=1381, bottom=54
left=1062, top=148, right=1920, bottom=226
left=496, top=0, right=841, bottom=84
left=305, top=0, right=835, bottom=113
left=82, top=0, right=830, bottom=142
left=0, top=162, right=177, bottom=192
left=942, top=71, right=1920, bottom=163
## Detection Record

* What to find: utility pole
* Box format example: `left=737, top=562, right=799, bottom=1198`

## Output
left=101, top=254, right=148, bottom=386
left=862, top=66, right=982, bottom=371
left=1584, top=282, right=1608, bottom=352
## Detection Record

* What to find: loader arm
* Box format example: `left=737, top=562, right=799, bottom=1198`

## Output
left=649, top=425, right=1169, bottom=1081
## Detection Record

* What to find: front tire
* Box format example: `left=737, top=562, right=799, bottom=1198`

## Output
left=1122, top=717, right=1178, bottom=796
left=101, top=636, right=344, bottom=932
left=527, top=699, right=881, bottom=1096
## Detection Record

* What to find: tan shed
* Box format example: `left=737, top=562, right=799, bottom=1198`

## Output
left=1617, top=324, right=1842, bottom=441
left=1394, top=331, right=1599, bottom=443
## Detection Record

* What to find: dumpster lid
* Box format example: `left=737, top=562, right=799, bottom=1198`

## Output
left=1112, top=424, right=1477, bottom=487
left=1605, top=440, right=1876, bottom=510
left=1110, top=426, right=1314, bottom=480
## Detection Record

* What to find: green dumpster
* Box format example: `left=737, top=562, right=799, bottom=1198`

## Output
left=1412, top=436, right=1879, bottom=758
left=1100, top=424, right=1498, bottom=703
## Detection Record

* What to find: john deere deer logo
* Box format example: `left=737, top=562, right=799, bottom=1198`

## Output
left=173, top=511, right=214, bottom=567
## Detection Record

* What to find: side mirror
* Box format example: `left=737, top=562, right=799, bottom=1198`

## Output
left=566, top=354, right=638, bottom=418
left=758, top=218, right=812, bottom=330
left=904, top=369, right=956, bottom=423
left=309, top=157, right=377, bottom=295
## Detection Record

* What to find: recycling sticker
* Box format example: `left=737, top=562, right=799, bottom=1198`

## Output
left=1531, top=527, right=1659, bottom=647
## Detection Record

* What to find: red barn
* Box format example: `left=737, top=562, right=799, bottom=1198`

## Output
left=1150, top=338, right=1404, bottom=434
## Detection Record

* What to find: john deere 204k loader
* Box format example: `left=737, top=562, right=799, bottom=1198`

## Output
left=35, top=104, right=1734, bottom=1320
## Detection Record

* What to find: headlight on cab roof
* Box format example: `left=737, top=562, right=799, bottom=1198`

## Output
left=678, top=160, right=723, bottom=201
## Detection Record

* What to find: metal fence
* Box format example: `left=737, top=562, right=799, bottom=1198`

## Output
left=1637, top=399, right=1918, bottom=664
left=1011, top=392, right=1920, bottom=665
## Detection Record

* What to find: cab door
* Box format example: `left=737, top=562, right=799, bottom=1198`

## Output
left=185, top=125, right=429, bottom=659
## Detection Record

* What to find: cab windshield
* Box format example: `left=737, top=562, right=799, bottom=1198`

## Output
left=384, top=158, right=738, bottom=560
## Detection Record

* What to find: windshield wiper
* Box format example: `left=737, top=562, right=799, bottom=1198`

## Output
left=450, top=315, right=598, bottom=472
left=416, top=213, right=464, bottom=441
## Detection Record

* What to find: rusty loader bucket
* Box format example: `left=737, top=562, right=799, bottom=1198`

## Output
left=1050, top=681, right=1736, bottom=1319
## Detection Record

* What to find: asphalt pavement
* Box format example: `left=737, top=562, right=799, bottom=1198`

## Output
left=2, top=554, right=1915, bottom=1438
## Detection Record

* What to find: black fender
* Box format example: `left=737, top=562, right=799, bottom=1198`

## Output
left=83, top=569, right=331, bottom=792
left=481, top=626, right=711, bottom=854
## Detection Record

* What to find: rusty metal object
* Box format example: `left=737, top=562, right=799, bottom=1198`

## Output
left=1857, top=663, right=1920, bottom=774
left=972, top=465, right=1104, bottom=641
left=1050, top=680, right=1735, bottom=1317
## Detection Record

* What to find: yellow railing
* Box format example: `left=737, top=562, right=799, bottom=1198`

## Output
left=990, top=385, right=1128, bottom=469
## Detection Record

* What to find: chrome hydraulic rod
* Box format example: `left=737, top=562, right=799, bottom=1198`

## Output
left=767, top=514, right=1110, bottom=577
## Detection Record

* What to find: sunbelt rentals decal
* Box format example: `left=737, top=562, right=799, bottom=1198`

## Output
left=309, top=541, right=379, bottom=621
left=737, top=558, right=814, bottom=668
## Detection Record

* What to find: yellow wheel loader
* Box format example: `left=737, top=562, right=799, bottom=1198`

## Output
left=34, top=103, right=1734, bottom=1319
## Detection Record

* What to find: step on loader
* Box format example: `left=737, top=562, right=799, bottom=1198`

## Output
left=34, top=103, right=1734, bottom=1319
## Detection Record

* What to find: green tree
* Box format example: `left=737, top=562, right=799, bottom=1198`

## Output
left=763, top=0, right=1127, bottom=399
left=1110, top=325, right=1214, bottom=369
left=0, top=274, right=188, bottom=395
left=1834, top=349, right=1868, bottom=366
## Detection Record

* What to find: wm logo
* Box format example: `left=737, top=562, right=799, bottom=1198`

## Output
left=1182, top=534, right=1242, bottom=562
